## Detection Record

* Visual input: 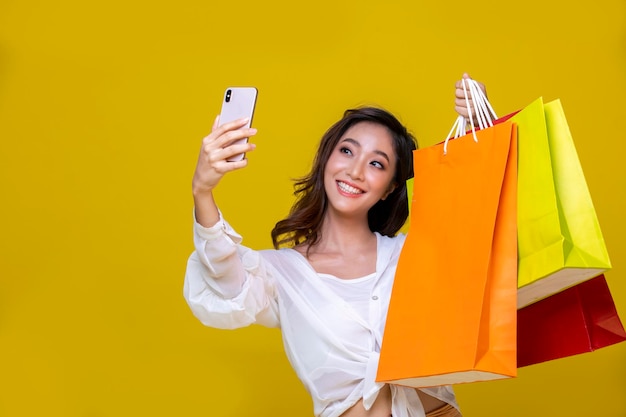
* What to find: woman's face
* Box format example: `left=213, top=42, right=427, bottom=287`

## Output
left=323, top=121, right=397, bottom=220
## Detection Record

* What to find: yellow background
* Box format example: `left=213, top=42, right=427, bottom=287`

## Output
left=1, top=0, right=625, bottom=416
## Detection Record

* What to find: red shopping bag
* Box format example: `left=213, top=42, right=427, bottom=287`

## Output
left=517, top=274, right=626, bottom=367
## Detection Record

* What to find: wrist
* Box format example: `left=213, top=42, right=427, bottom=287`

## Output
left=192, top=181, right=215, bottom=199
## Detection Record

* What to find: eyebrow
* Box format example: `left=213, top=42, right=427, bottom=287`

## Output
left=341, top=138, right=391, bottom=163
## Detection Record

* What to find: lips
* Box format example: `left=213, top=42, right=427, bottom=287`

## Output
left=337, top=181, right=364, bottom=195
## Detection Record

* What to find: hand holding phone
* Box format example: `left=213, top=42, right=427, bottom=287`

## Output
left=219, top=87, right=258, bottom=162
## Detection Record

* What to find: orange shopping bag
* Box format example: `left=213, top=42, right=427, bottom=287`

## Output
left=377, top=120, right=518, bottom=387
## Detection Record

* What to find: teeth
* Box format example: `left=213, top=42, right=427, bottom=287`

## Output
left=338, top=181, right=363, bottom=195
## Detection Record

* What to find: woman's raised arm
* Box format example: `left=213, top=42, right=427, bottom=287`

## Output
left=192, top=115, right=257, bottom=227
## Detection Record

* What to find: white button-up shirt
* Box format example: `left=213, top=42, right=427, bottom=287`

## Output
left=183, top=215, right=458, bottom=417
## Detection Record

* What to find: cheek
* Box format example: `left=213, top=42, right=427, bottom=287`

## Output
left=323, top=163, right=337, bottom=189
left=324, top=154, right=345, bottom=175
left=375, top=169, right=396, bottom=187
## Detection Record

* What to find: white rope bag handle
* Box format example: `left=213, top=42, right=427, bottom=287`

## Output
left=443, top=78, right=497, bottom=154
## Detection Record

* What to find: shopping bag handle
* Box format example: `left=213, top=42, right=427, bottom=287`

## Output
left=443, top=78, right=498, bottom=154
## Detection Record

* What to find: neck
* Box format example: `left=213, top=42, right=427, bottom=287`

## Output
left=315, top=212, right=375, bottom=250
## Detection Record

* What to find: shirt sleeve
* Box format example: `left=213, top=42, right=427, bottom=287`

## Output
left=183, top=212, right=280, bottom=329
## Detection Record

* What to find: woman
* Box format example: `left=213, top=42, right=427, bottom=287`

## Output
left=184, top=75, right=485, bottom=417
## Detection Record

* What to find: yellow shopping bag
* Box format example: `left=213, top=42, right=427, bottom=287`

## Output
left=508, top=98, right=611, bottom=308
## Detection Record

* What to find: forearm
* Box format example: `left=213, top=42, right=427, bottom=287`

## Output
left=192, top=188, right=220, bottom=228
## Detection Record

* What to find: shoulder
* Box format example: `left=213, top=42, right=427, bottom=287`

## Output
left=258, top=248, right=314, bottom=286
left=375, top=232, right=406, bottom=270
left=378, top=232, right=406, bottom=252
left=259, top=247, right=300, bottom=266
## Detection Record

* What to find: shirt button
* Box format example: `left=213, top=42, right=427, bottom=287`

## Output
left=372, top=295, right=379, bottom=300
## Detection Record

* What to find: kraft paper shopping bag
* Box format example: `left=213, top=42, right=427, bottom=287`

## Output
left=377, top=120, right=518, bottom=387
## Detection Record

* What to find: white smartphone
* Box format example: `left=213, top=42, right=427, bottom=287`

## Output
left=219, top=87, right=258, bottom=162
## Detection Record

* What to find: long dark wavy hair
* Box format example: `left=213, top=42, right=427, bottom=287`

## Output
left=271, top=107, right=418, bottom=249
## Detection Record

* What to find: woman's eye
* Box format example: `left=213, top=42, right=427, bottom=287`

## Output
left=371, top=161, right=384, bottom=169
left=339, top=147, right=352, bottom=155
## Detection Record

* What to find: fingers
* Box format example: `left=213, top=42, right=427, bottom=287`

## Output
left=201, top=117, right=258, bottom=164
left=454, top=104, right=470, bottom=119
left=210, top=116, right=251, bottom=138
left=203, top=128, right=257, bottom=152
left=455, top=97, right=478, bottom=108
left=192, top=132, right=256, bottom=193
left=455, top=87, right=470, bottom=99
left=192, top=116, right=258, bottom=194
left=455, top=75, right=487, bottom=98
left=454, top=91, right=479, bottom=118
left=204, top=146, right=252, bottom=174
left=203, top=138, right=256, bottom=164
left=455, top=73, right=471, bottom=89
left=454, top=73, right=488, bottom=121
left=204, top=116, right=256, bottom=149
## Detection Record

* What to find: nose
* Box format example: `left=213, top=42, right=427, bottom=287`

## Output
left=347, top=159, right=365, bottom=181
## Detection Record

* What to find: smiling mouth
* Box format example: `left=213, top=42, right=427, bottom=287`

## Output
left=337, top=181, right=364, bottom=195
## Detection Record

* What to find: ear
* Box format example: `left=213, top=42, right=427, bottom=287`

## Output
left=381, top=182, right=397, bottom=201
